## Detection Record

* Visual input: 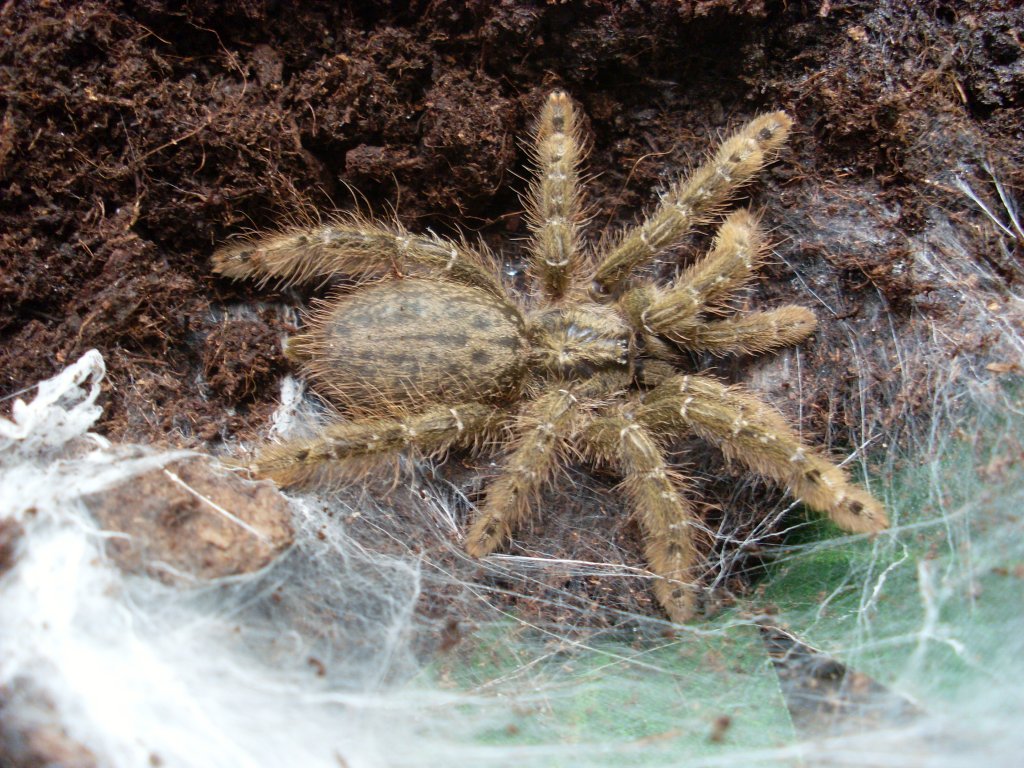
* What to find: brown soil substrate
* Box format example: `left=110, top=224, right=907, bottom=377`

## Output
left=3, top=2, right=1023, bottom=762
left=2, top=0, right=1022, bottom=648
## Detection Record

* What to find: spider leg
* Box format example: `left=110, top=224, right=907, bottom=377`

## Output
left=580, top=412, right=700, bottom=623
left=591, top=112, right=791, bottom=298
left=637, top=374, right=888, bottom=534
left=622, top=209, right=766, bottom=328
left=526, top=91, right=586, bottom=301
left=619, top=209, right=765, bottom=328
left=616, top=209, right=816, bottom=357
left=664, top=307, right=817, bottom=356
left=465, top=387, right=581, bottom=557
left=250, top=403, right=503, bottom=488
left=212, top=214, right=505, bottom=298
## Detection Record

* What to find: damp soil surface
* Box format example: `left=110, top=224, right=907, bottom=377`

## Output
left=2, top=0, right=1023, bottom=628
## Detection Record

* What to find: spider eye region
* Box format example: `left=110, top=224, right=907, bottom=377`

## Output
left=288, top=278, right=530, bottom=408
left=530, top=308, right=632, bottom=380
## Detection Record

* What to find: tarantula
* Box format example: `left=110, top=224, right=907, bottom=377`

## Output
left=212, top=91, right=888, bottom=622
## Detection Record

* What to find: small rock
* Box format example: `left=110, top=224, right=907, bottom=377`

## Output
left=85, top=457, right=293, bottom=584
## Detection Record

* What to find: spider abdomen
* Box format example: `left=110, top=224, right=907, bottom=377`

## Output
left=288, top=278, right=530, bottom=410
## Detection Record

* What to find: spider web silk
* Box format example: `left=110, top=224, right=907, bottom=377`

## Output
left=3, top=165, right=1024, bottom=767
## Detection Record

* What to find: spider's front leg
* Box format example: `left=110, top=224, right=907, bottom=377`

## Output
left=250, top=403, right=503, bottom=488
left=465, top=388, right=581, bottom=557
left=592, top=112, right=792, bottom=298
left=617, top=210, right=817, bottom=358
left=580, top=413, right=701, bottom=623
left=637, top=375, right=888, bottom=534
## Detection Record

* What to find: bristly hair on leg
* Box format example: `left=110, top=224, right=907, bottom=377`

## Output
left=526, top=90, right=587, bottom=302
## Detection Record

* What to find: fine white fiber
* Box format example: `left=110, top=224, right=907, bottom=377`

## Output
left=0, top=351, right=466, bottom=767
left=3, top=147, right=1024, bottom=766
left=1, top=351, right=730, bottom=767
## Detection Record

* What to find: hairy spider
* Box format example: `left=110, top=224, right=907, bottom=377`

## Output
left=212, top=91, right=888, bottom=622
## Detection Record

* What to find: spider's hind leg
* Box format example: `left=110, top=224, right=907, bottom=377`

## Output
left=251, top=403, right=502, bottom=488
left=212, top=215, right=505, bottom=298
